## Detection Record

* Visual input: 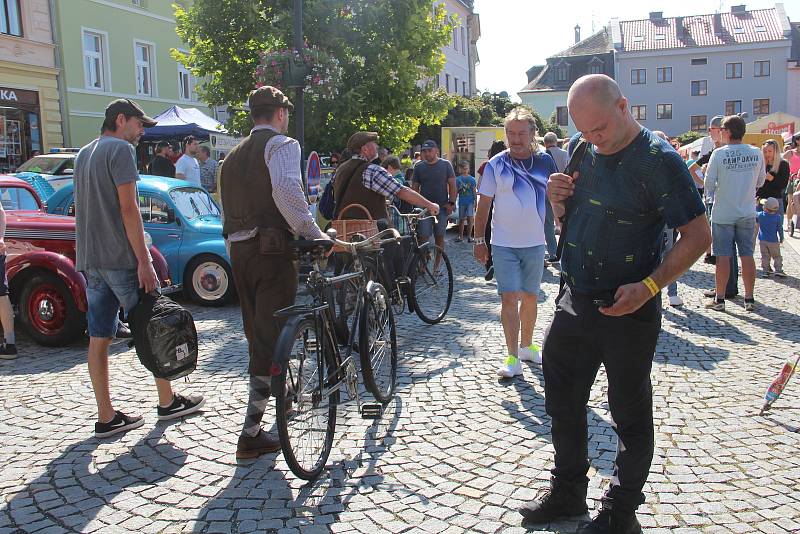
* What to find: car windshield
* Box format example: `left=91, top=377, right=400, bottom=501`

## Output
left=170, top=187, right=220, bottom=220
left=0, top=186, right=41, bottom=211
left=17, top=157, right=68, bottom=175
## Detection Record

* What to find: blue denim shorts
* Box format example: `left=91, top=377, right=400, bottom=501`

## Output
left=417, top=209, right=449, bottom=238
left=84, top=268, right=141, bottom=338
left=458, top=202, right=475, bottom=219
left=492, top=244, right=545, bottom=295
left=712, top=218, right=756, bottom=257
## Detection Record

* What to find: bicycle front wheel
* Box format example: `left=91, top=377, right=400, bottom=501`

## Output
left=410, top=244, right=453, bottom=324
left=359, top=283, right=397, bottom=403
left=275, top=315, right=338, bottom=480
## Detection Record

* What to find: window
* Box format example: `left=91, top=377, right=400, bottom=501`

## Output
left=453, top=27, right=458, bottom=50
left=753, top=98, right=770, bottom=116
left=134, top=41, right=155, bottom=96
left=82, top=30, right=108, bottom=91
left=1, top=0, right=22, bottom=36
left=733, top=27, right=744, bottom=35
left=139, top=195, right=172, bottom=224
left=454, top=77, right=458, bottom=95
left=178, top=61, right=196, bottom=101
left=755, top=25, right=766, bottom=32
left=657, top=104, right=672, bottom=119
left=556, top=106, right=568, bottom=127
left=655, top=33, right=665, bottom=41
left=631, top=105, right=646, bottom=120
left=445, top=73, right=450, bottom=92
left=691, top=80, right=707, bottom=96
left=131, top=0, right=143, bottom=6
left=556, top=66, right=568, bottom=82
left=588, top=62, right=603, bottom=75
left=461, top=27, right=466, bottom=55
left=0, top=187, right=40, bottom=211
left=462, top=81, right=467, bottom=96
left=725, top=63, right=742, bottom=79
left=691, top=58, right=707, bottom=66
left=725, top=100, right=742, bottom=115
left=657, top=67, right=672, bottom=83
left=631, top=69, right=646, bottom=84
left=633, top=35, right=644, bottom=43
left=691, top=115, right=708, bottom=132
left=434, top=74, right=440, bottom=88
left=754, top=60, right=770, bottom=77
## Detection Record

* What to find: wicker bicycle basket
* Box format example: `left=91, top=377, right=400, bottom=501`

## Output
left=330, top=203, right=380, bottom=253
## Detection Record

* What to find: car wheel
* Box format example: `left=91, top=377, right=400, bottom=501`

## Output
left=184, top=254, right=235, bottom=306
left=19, top=272, right=86, bottom=346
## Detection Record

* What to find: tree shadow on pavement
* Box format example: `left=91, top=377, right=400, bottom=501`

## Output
left=0, top=420, right=187, bottom=533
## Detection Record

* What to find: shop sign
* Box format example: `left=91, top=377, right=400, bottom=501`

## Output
left=761, top=122, right=795, bottom=136
left=0, top=87, right=39, bottom=106
left=209, top=133, right=241, bottom=152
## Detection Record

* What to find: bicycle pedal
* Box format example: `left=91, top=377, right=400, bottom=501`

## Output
left=360, top=403, right=383, bottom=419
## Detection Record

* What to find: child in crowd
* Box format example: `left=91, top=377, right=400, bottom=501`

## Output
left=757, top=197, right=785, bottom=278
left=455, top=162, right=476, bottom=243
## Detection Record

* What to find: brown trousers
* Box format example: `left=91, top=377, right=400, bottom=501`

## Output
left=230, top=237, right=298, bottom=376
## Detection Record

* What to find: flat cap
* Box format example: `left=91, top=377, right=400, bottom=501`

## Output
left=347, top=131, right=379, bottom=153
left=249, top=86, right=293, bottom=111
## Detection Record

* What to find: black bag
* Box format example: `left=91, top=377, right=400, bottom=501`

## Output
left=128, top=293, right=198, bottom=380
left=318, top=179, right=336, bottom=219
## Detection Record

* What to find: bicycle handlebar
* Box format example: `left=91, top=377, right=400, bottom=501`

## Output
left=387, top=205, right=434, bottom=221
left=327, top=227, right=400, bottom=252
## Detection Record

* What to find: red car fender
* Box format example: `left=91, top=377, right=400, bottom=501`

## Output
left=6, top=251, right=89, bottom=312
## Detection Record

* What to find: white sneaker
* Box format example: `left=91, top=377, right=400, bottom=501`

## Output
left=496, top=355, right=523, bottom=378
left=668, top=295, right=683, bottom=307
left=518, top=344, right=542, bottom=364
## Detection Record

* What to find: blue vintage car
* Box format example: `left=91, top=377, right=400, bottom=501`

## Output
left=47, top=175, right=235, bottom=306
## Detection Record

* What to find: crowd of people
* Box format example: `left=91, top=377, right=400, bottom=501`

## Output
left=11, top=66, right=796, bottom=534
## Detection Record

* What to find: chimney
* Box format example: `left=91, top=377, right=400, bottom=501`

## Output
left=713, top=12, right=723, bottom=36
left=574, top=24, right=581, bottom=44
left=676, top=16, right=685, bottom=39
left=649, top=11, right=663, bottom=20
left=731, top=5, right=746, bottom=14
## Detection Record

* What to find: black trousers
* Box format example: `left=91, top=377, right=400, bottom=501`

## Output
left=542, top=284, right=661, bottom=512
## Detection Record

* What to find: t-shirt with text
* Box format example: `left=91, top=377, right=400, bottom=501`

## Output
left=704, top=143, right=766, bottom=224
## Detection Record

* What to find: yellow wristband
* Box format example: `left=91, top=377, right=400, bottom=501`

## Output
left=642, top=276, right=659, bottom=297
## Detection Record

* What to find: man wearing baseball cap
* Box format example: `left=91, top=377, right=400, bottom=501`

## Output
left=696, top=114, right=739, bottom=298
left=412, top=139, right=457, bottom=270
left=74, top=98, right=205, bottom=439
left=220, top=86, right=330, bottom=459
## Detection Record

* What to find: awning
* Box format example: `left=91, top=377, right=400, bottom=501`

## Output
left=141, top=105, right=226, bottom=141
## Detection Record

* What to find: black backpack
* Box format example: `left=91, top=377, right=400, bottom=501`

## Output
left=318, top=179, right=336, bottom=219
left=128, top=293, right=198, bottom=381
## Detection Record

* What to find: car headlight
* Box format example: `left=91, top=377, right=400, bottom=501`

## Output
left=144, top=231, right=153, bottom=248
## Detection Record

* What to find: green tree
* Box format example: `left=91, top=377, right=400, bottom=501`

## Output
left=174, top=0, right=454, bottom=152
left=675, top=131, right=705, bottom=146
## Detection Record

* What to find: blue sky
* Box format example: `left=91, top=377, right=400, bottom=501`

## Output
left=473, top=0, right=800, bottom=99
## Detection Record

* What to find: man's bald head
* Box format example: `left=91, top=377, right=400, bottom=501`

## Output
left=567, top=74, right=623, bottom=110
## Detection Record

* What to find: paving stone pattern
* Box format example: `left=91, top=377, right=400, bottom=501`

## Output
left=1, top=237, right=799, bottom=533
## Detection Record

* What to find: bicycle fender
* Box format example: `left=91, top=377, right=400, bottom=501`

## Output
left=270, top=313, right=313, bottom=392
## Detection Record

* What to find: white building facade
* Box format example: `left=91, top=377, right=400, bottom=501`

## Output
left=435, top=0, right=480, bottom=96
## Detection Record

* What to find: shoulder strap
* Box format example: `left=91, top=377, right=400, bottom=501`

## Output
left=555, top=138, right=589, bottom=261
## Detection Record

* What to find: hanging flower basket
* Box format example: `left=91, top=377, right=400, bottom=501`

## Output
left=256, top=45, right=343, bottom=100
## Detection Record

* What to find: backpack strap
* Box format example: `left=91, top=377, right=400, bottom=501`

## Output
left=555, top=137, right=589, bottom=261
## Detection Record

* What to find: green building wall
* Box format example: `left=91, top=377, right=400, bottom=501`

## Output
left=54, top=0, right=210, bottom=146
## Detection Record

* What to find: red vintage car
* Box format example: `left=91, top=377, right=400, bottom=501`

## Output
left=1, top=175, right=173, bottom=346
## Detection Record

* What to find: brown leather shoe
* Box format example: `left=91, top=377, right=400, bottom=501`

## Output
left=236, top=429, right=281, bottom=459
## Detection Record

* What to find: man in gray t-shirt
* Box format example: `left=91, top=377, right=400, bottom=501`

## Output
left=75, top=98, right=204, bottom=439
left=412, top=139, right=456, bottom=267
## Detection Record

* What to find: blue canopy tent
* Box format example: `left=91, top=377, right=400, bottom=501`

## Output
left=141, top=105, right=226, bottom=141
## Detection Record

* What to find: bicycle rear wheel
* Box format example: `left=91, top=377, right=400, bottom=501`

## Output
left=410, top=244, right=453, bottom=324
left=359, top=283, right=397, bottom=403
left=275, top=315, right=338, bottom=480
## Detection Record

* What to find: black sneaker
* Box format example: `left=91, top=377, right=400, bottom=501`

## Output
left=157, top=393, right=205, bottom=421
left=519, top=484, right=588, bottom=524
left=545, top=256, right=561, bottom=265
left=0, top=343, right=18, bottom=360
left=484, top=265, right=494, bottom=281
left=95, top=410, right=144, bottom=438
left=577, top=508, right=642, bottom=534
left=703, top=254, right=716, bottom=265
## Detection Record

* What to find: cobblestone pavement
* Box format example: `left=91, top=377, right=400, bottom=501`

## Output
left=1, top=235, right=800, bottom=534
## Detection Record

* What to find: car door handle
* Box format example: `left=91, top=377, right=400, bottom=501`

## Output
left=167, top=234, right=180, bottom=238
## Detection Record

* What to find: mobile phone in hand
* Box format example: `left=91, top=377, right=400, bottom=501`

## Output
left=593, top=298, right=614, bottom=308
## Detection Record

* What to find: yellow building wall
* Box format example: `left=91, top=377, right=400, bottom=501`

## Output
left=0, top=61, right=64, bottom=150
